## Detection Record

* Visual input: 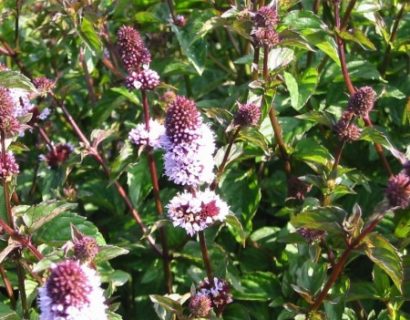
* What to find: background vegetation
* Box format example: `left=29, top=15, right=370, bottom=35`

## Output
left=0, top=0, right=409, bottom=319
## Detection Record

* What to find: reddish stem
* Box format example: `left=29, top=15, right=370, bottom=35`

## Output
left=334, top=1, right=355, bottom=95
left=51, top=94, right=162, bottom=256
left=141, top=90, right=173, bottom=293
left=199, top=231, right=213, bottom=281
left=309, top=213, right=385, bottom=312
left=0, top=266, right=16, bottom=308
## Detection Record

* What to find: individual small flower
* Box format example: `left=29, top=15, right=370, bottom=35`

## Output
left=233, top=102, right=261, bottom=127
left=287, top=176, right=311, bottom=201
left=297, top=228, right=326, bottom=243
left=174, top=15, right=187, bottom=27
left=125, top=69, right=160, bottom=91
left=41, top=143, right=73, bottom=168
left=251, top=28, right=280, bottom=48
left=39, top=107, right=51, bottom=121
left=167, top=189, right=229, bottom=236
left=165, top=96, right=202, bottom=145
left=347, top=86, right=377, bottom=117
left=386, top=173, right=410, bottom=209
left=38, top=260, right=107, bottom=320
left=189, top=294, right=212, bottom=318
left=117, top=25, right=151, bottom=72
left=197, top=277, right=233, bottom=313
left=128, top=119, right=165, bottom=150
left=254, top=6, right=279, bottom=28
left=33, top=77, right=55, bottom=96
left=73, top=236, right=99, bottom=265
left=0, top=152, right=19, bottom=179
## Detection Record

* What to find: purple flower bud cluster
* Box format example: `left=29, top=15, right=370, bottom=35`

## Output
left=297, top=227, right=326, bottom=243
left=333, top=86, right=377, bottom=143
left=73, top=236, right=99, bottom=265
left=0, top=152, right=19, bottom=180
left=251, top=6, right=280, bottom=48
left=40, top=143, right=73, bottom=169
left=192, top=277, right=233, bottom=315
left=333, top=111, right=361, bottom=142
left=233, top=102, right=261, bottom=127
left=386, top=173, right=410, bottom=209
left=38, top=260, right=107, bottom=320
left=33, top=76, right=55, bottom=96
left=117, top=26, right=151, bottom=73
left=117, top=25, right=160, bottom=92
left=0, top=87, right=22, bottom=137
left=347, top=86, right=376, bottom=117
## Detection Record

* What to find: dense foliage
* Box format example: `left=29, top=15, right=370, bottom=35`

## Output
left=0, top=0, right=409, bottom=319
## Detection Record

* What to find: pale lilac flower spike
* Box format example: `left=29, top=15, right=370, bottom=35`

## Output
left=128, top=119, right=165, bottom=150
left=38, top=260, right=107, bottom=320
left=162, top=96, right=216, bottom=186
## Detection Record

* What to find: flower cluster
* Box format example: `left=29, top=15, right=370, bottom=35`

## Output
left=386, top=173, right=410, bottom=209
left=117, top=25, right=159, bottom=92
left=167, top=190, right=229, bottom=236
left=128, top=119, right=165, bottom=150
left=251, top=6, right=280, bottom=48
left=193, top=277, right=233, bottom=315
left=298, top=227, right=326, bottom=243
left=0, top=87, right=21, bottom=136
left=333, top=111, right=361, bottom=142
left=0, top=152, right=19, bottom=180
left=233, top=102, right=261, bottom=127
left=125, top=69, right=160, bottom=91
left=73, top=236, right=99, bottom=265
left=38, top=260, right=107, bottom=320
left=162, top=96, right=216, bottom=186
left=117, top=25, right=151, bottom=72
left=347, top=86, right=376, bottom=117
left=40, top=143, right=73, bottom=168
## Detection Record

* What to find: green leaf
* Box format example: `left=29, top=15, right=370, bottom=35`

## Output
left=284, top=68, right=320, bottom=111
left=111, top=87, right=140, bottom=104
left=96, top=245, right=129, bottom=262
left=34, top=211, right=104, bottom=244
left=233, top=272, right=281, bottom=301
left=291, top=207, right=347, bottom=235
left=268, top=48, right=295, bottom=72
left=283, top=11, right=339, bottom=65
left=225, top=214, right=247, bottom=245
left=127, top=157, right=153, bottom=208
left=0, top=303, right=19, bottom=320
left=284, top=72, right=299, bottom=110
left=293, top=138, right=332, bottom=166
left=79, top=17, right=102, bottom=55
left=0, top=70, right=36, bottom=91
left=337, top=29, right=376, bottom=51
left=363, top=233, right=403, bottom=292
left=221, top=168, right=261, bottom=232
left=171, top=12, right=211, bottom=75
left=22, top=201, right=77, bottom=233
